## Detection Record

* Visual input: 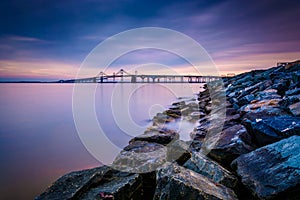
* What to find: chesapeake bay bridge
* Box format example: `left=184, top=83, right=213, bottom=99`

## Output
left=61, top=69, right=221, bottom=83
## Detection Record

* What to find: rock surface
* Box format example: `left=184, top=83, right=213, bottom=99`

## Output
left=129, top=127, right=179, bottom=145
left=289, top=102, right=300, bottom=116
left=112, top=141, right=167, bottom=173
left=154, top=162, right=238, bottom=200
left=245, top=115, right=300, bottom=146
left=232, top=136, right=300, bottom=200
left=36, top=166, right=142, bottom=200
left=183, top=152, right=238, bottom=189
left=206, top=124, right=255, bottom=165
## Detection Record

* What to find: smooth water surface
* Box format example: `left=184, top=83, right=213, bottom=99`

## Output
left=0, top=83, right=201, bottom=200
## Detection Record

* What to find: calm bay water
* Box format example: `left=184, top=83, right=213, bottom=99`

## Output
left=0, top=83, right=201, bottom=200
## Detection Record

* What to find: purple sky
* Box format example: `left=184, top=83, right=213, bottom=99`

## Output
left=0, top=0, right=299, bottom=80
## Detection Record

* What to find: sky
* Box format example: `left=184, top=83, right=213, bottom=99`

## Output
left=0, top=0, right=299, bottom=81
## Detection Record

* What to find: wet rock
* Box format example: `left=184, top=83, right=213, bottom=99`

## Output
left=164, top=109, right=181, bottom=118
left=189, top=140, right=203, bottom=152
left=130, top=127, right=179, bottom=145
left=240, top=99, right=281, bottom=113
left=232, top=135, right=300, bottom=200
left=289, top=102, right=300, bottom=117
left=242, top=107, right=288, bottom=122
left=255, top=89, right=281, bottom=100
left=166, top=140, right=191, bottom=165
left=112, top=141, right=167, bottom=173
left=189, top=111, right=206, bottom=119
left=80, top=173, right=142, bottom=200
left=36, top=166, right=143, bottom=200
left=272, top=78, right=290, bottom=96
left=184, top=152, right=238, bottom=189
left=280, top=94, right=300, bottom=108
left=186, top=102, right=200, bottom=111
left=238, top=94, right=255, bottom=106
left=153, top=113, right=174, bottom=125
left=225, top=114, right=241, bottom=124
left=234, top=74, right=253, bottom=86
left=237, top=81, right=269, bottom=100
left=291, top=70, right=300, bottom=84
left=154, top=162, right=238, bottom=200
left=190, top=125, right=207, bottom=140
left=285, top=88, right=300, bottom=96
left=245, top=115, right=300, bottom=147
left=172, top=101, right=186, bottom=107
left=205, top=124, right=255, bottom=165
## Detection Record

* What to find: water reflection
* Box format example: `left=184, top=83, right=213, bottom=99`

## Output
left=0, top=83, right=200, bottom=199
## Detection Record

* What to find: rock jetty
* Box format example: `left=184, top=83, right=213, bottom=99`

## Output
left=37, top=61, right=300, bottom=200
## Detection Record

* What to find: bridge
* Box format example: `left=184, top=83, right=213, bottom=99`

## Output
left=61, top=69, right=221, bottom=83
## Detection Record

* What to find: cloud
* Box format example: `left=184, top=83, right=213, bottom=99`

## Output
left=7, top=35, right=46, bottom=43
left=0, top=59, right=82, bottom=80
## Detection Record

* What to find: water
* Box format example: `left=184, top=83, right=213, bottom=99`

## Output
left=0, top=83, right=202, bottom=200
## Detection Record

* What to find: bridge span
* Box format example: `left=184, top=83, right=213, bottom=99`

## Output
left=62, top=69, right=221, bottom=83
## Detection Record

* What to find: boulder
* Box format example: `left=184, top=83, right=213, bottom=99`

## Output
left=280, top=94, right=300, bottom=108
left=153, top=113, right=174, bottom=126
left=166, top=140, right=191, bottom=165
left=154, top=162, right=238, bottom=200
left=183, top=152, right=238, bottom=189
left=272, top=78, right=290, bottom=96
left=205, top=124, right=255, bottom=165
left=238, top=94, right=255, bottom=106
left=79, top=173, right=142, bottom=200
left=240, top=99, right=281, bottom=113
left=285, top=88, right=300, bottom=96
left=289, top=102, right=300, bottom=117
left=244, top=115, right=300, bottom=147
left=237, top=81, right=269, bottom=100
left=36, top=166, right=142, bottom=200
left=255, top=89, right=281, bottom=100
left=232, top=135, right=300, bottom=200
left=242, top=107, right=288, bottom=122
left=164, top=109, right=181, bottom=118
left=129, top=127, right=179, bottom=145
left=112, top=141, right=167, bottom=173
left=189, top=111, right=206, bottom=120
left=226, top=107, right=237, bottom=115
left=171, top=101, right=186, bottom=107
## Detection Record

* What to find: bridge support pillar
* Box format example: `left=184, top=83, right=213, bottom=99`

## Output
left=131, top=75, right=137, bottom=83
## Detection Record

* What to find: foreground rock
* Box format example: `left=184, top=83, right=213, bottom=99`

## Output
left=129, top=127, right=179, bottom=145
left=112, top=140, right=167, bottom=173
left=183, top=152, right=238, bottom=189
left=154, top=162, right=238, bottom=200
left=205, top=124, right=255, bottom=165
left=232, top=135, right=300, bottom=200
left=244, top=115, right=300, bottom=146
left=36, top=166, right=142, bottom=200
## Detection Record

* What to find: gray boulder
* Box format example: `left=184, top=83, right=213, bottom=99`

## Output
left=232, top=135, right=300, bottom=200
left=36, top=166, right=142, bottom=200
left=184, top=152, right=238, bottom=189
left=129, top=127, right=179, bottom=145
left=154, top=162, right=238, bottom=200
left=205, top=124, right=255, bottom=165
left=289, top=102, right=300, bottom=117
left=245, top=115, right=300, bottom=147
left=112, top=141, right=167, bottom=173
